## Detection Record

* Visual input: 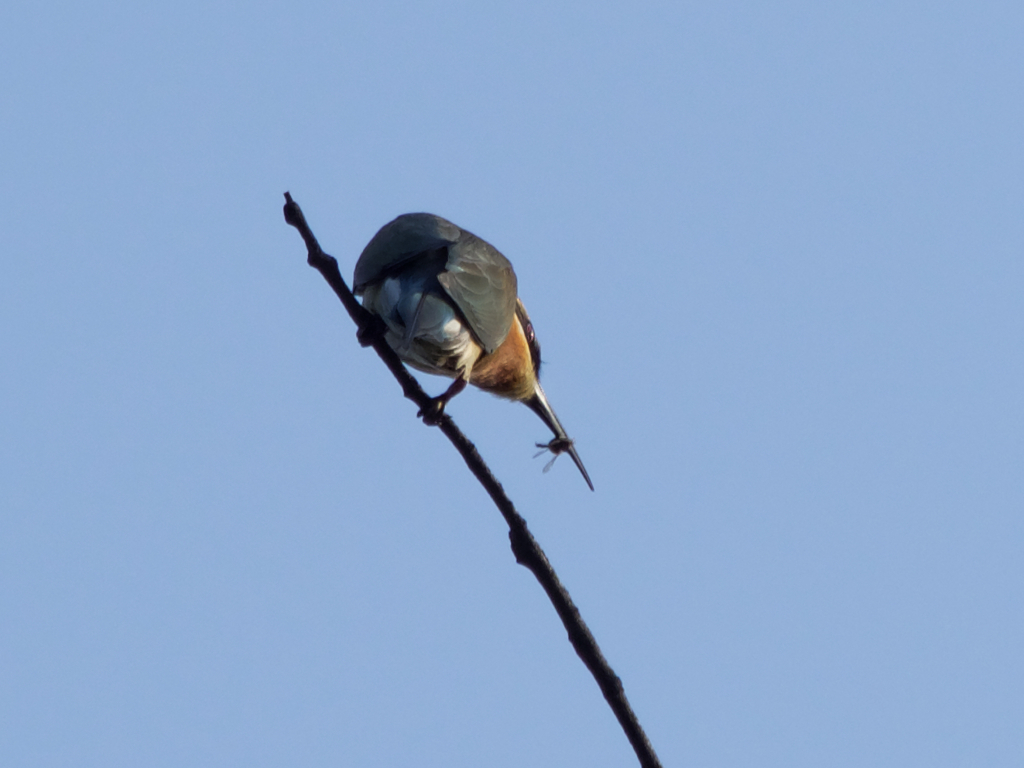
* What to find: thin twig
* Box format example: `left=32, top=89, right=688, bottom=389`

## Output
left=283, top=192, right=663, bottom=768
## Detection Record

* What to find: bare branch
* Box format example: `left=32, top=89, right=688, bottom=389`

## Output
left=283, top=192, right=663, bottom=768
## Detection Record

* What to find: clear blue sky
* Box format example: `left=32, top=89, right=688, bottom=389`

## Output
left=2, top=1, right=1022, bottom=766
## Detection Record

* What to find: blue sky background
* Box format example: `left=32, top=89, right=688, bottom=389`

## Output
left=2, top=1, right=1022, bottom=766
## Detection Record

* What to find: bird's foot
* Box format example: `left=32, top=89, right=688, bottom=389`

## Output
left=356, top=314, right=387, bottom=348
left=417, top=376, right=468, bottom=426
left=417, top=397, right=447, bottom=425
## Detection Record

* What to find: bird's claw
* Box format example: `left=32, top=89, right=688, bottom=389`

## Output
left=417, top=397, right=446, bottom=425
left=356, top=314, right=387, bottom=348
left=417, top=377, right=465, bottom=425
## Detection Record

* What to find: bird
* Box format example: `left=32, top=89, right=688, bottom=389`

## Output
left=352, top=213, right=593, bottom=491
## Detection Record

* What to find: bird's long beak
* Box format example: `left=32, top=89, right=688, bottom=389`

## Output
left=525, top=384, right=594, bottom=491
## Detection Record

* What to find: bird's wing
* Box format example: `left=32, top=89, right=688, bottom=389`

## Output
left=439, top=231, right=518, bottom=353
left=353, top=213, right=461, bottom=292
